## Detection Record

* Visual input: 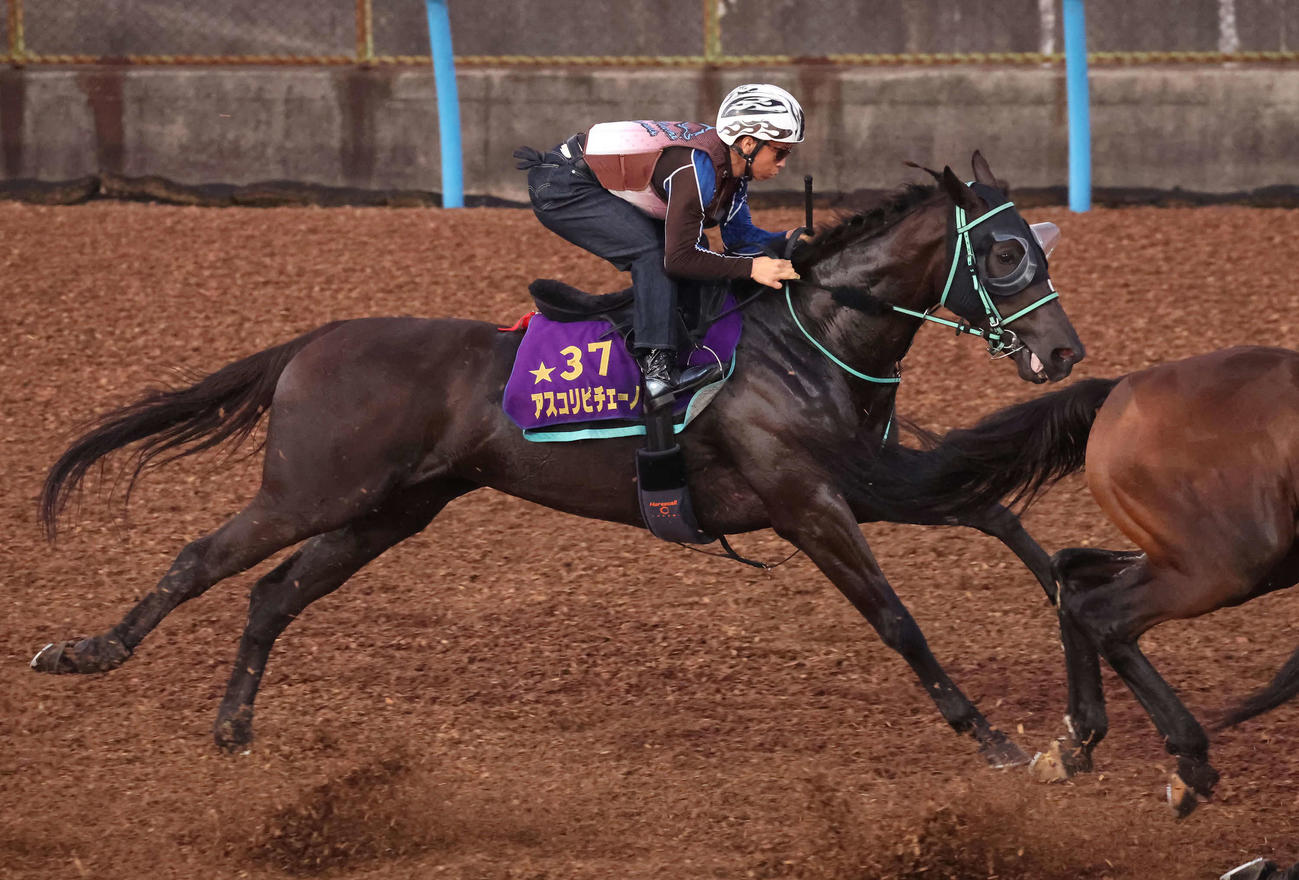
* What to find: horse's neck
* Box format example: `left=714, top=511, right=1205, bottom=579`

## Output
left=726, top=199, right=947, bottom=439
left=736, top=292, right=901, bottom=441
left=799, top=203, right=947, bottom=379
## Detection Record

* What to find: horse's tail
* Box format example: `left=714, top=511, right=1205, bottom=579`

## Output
left=39, top=321, right=346, bottom=540
left=1214, top=646, right=1299, bottom=731
left=863, top=376, right=1121, bottom=517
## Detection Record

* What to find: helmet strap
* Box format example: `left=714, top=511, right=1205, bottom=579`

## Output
left=732, top=139, right=762, bottom=180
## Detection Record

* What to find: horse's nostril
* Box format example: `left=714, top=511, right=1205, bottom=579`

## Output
left=1054, top=347, right=1077, bottom=364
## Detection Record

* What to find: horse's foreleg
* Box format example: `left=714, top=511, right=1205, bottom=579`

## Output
left=1032, top=611, right=1108, bottom=778
left=214, top=480, right=473, bottom=752
left=31, top=495, right=333, bottom=676
left=885, top=505, right=1097, bottom=774
left=772, top=486, right=1028, bottom=768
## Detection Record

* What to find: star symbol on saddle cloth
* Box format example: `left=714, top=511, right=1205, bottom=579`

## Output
left=530, top=361, right=555, bottom=383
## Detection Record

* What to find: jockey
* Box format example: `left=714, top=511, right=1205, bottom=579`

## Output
left=514, top=83, right=807, bottom=412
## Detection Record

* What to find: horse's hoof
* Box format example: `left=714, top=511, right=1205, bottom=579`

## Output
left=979, top=730, right=1031, bottom=769
left=30, top=640, right=84, bottom=673
left=214, top=706, right=255, bottom=754
left=1220, top=857, right=1279, bottom=880
left=1167, top=772, right=1202, bottom=819
left=30, top=636, right=130, bottom=674
left=1064, top=743, right=1094, bottom=774
left=31, top=642, right=59, bottom=671
left=1029, top=739, right=1094, bottom=783
left=1029, top=740, right=1071, bottom=783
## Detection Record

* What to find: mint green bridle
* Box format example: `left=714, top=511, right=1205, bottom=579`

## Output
left=786, top=196, right=1061, bottom=387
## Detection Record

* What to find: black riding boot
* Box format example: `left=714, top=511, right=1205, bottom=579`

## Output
left=636, top=347, right=723, bottom=413
left=637, top=347, right=677, bottom=412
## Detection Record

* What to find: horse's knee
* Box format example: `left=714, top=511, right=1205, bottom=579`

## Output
left=1055, top=550, right=1145, bottom=642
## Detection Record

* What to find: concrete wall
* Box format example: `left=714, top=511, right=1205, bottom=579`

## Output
left=3, top=64, right=1298, bottom=202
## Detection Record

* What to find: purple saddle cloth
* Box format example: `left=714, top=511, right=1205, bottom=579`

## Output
left=503, top=295, right=743, bottom=438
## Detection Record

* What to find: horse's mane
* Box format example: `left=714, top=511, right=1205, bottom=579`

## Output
left=797, top=183, right=937, bottom=269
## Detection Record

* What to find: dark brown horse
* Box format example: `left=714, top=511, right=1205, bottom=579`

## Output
left=866, top=346, right=1299, bottom=817
left=30, top=153, right=1083, bottom=762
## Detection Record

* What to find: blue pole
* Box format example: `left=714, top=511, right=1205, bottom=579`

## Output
left=425, top=0, right=464, bottom=208
left=1062, top=0, right=1091, bottom=212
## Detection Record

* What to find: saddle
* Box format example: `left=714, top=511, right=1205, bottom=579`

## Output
left=528, top=278, right=634, bottom=322
left=528, top=277, right=729, bottom=351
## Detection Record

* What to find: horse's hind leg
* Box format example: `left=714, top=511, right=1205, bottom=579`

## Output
left=1061, top=556, right=1221, bottom=817
left=31, top=492, right=347, bottom=676
left=890, top=503, right=1057, bottom=603
left=213, top=480, right=474, bottom=752
left=1032, top=547, right=1143, bottom=782
left=950, top=504, right=1057, bottom=604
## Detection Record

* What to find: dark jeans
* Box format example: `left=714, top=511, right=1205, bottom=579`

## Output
left=525, top=141, right=679, bottom=352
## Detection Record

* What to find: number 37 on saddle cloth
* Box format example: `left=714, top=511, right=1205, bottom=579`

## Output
left=501, top=296, right=742, bottom=443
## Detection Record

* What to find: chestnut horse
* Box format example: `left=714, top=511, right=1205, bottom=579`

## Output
left=867, top=346, right=1299, bottom=816
left=31, top=154, right=1083, bottom=762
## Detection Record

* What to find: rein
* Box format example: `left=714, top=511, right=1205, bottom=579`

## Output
left=784, top=284, right=900, bottom=385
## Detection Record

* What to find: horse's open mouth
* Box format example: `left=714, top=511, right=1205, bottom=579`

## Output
left=1016, top=347, right=1051, bottom=384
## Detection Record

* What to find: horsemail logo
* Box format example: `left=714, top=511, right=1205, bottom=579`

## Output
left=648, top=498, right=680, bottom=517
left=637, top=121, right=709, bottom=141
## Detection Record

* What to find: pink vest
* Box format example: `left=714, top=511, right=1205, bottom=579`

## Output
left=583, top=121, right=717, bottom=219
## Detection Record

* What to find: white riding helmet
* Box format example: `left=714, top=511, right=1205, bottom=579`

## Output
left=715, top=83, right=805, bottom=146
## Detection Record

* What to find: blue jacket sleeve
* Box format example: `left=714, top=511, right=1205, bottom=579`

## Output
left=720, top=180, right=787, bottom=256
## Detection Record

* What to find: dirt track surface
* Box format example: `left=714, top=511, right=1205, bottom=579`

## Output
left=3, top=197, right=1299, bottom=880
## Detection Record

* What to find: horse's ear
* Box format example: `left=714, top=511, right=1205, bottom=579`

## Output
left=941, top=165, right=981, bottom=212
left=971, top=150, right=1009, bottom=191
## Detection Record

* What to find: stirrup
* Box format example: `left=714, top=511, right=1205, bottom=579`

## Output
left=636, top=405, right=714, bottom=544
left=642, top=377, right=674, bottom=412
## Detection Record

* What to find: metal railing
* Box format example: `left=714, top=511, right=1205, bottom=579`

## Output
left=3, top=0, right=1297, bottom=68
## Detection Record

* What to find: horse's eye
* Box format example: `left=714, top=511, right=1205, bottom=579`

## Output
left=998, top=251, right=1016, bottom=264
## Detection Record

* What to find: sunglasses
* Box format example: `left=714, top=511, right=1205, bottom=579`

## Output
left=766, top=143, right=794, bottom=161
